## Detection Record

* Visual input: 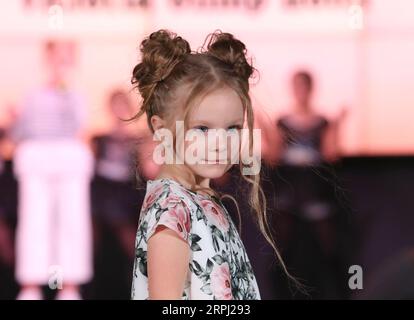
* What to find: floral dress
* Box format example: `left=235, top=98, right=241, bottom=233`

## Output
left=131, top=178, right=261, bottom=300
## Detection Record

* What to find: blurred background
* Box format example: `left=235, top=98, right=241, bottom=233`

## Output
left=1, top=0, right=414, bottom=300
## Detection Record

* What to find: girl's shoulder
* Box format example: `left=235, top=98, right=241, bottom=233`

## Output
left=139, top=178, right=202, bottom=244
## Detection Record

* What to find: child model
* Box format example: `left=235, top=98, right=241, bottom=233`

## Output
left=130, top=29, right=292, bottom=300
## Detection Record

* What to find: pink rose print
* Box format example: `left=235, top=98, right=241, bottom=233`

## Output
left=200, top=199, right=229, bottom=232
left=153, top=193, right=191, bottom=240
left=142, top=183, right=165, bottom=212
left=210, top=263, right=233, bottom=300
left=159, top=193, right=182, bottom=209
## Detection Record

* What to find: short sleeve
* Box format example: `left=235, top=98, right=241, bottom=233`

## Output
left=144, top=191, right=192, bottom=246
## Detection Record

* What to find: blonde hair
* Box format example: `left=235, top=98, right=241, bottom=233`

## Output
left=130, top=29, right=306, bottom=293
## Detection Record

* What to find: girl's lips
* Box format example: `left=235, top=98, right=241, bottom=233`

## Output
left=202, top=159, right=228, bottom=164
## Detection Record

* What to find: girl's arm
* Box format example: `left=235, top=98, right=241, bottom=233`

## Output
left=147, top=226, right=190, bottom=299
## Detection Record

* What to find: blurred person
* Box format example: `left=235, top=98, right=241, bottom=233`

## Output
left=90, top=90, right=160, bottom=299
left=275, top=70, right=347, bottom=220
left=91, top=90, right=139, bottom=261
left=0, top=128, right=14, bottom=268
left=0, top=128, right=4, bottom=172
left=272, top=70, right=349, bottom=298
left=276, top=70, right=347, bottom=166
left=10, top=40, right=93, bottom=300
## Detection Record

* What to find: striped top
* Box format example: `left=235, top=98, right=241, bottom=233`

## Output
left=11, top=86, right=87, bottom=141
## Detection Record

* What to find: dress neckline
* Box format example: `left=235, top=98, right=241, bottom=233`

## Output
left=147, top=178, right=217, bottom=200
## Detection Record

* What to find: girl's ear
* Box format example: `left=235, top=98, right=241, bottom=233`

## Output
left=151, top=115, right=166, bottom=132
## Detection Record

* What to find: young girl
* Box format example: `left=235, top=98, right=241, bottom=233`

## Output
left=130, top=29, right=293, bottom=300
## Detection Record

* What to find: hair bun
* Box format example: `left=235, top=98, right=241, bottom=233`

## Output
left=204, top=30, right=254, bottom=82
left=132, top=29, right=191, bottom=96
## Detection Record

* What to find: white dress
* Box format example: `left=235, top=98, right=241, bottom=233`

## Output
left=131, top=178, right=261, bottom=300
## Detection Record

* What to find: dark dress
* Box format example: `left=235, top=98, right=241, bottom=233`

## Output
left=91, top=133, right=138, bottom=224
left=277, top=115, right=328, bottom=167
left=272, top=114, right=348, bottom=299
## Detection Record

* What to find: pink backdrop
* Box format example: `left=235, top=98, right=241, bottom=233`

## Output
left=1, top=0, right=413, bottom=155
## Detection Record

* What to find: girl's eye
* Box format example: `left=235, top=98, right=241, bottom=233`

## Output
left=194, top=126, right=209, bottom=133
left=227, top=125, right=242, bottom=132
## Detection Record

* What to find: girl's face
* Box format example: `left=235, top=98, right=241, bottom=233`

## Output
left=180, top=87, right=245, bottom=180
